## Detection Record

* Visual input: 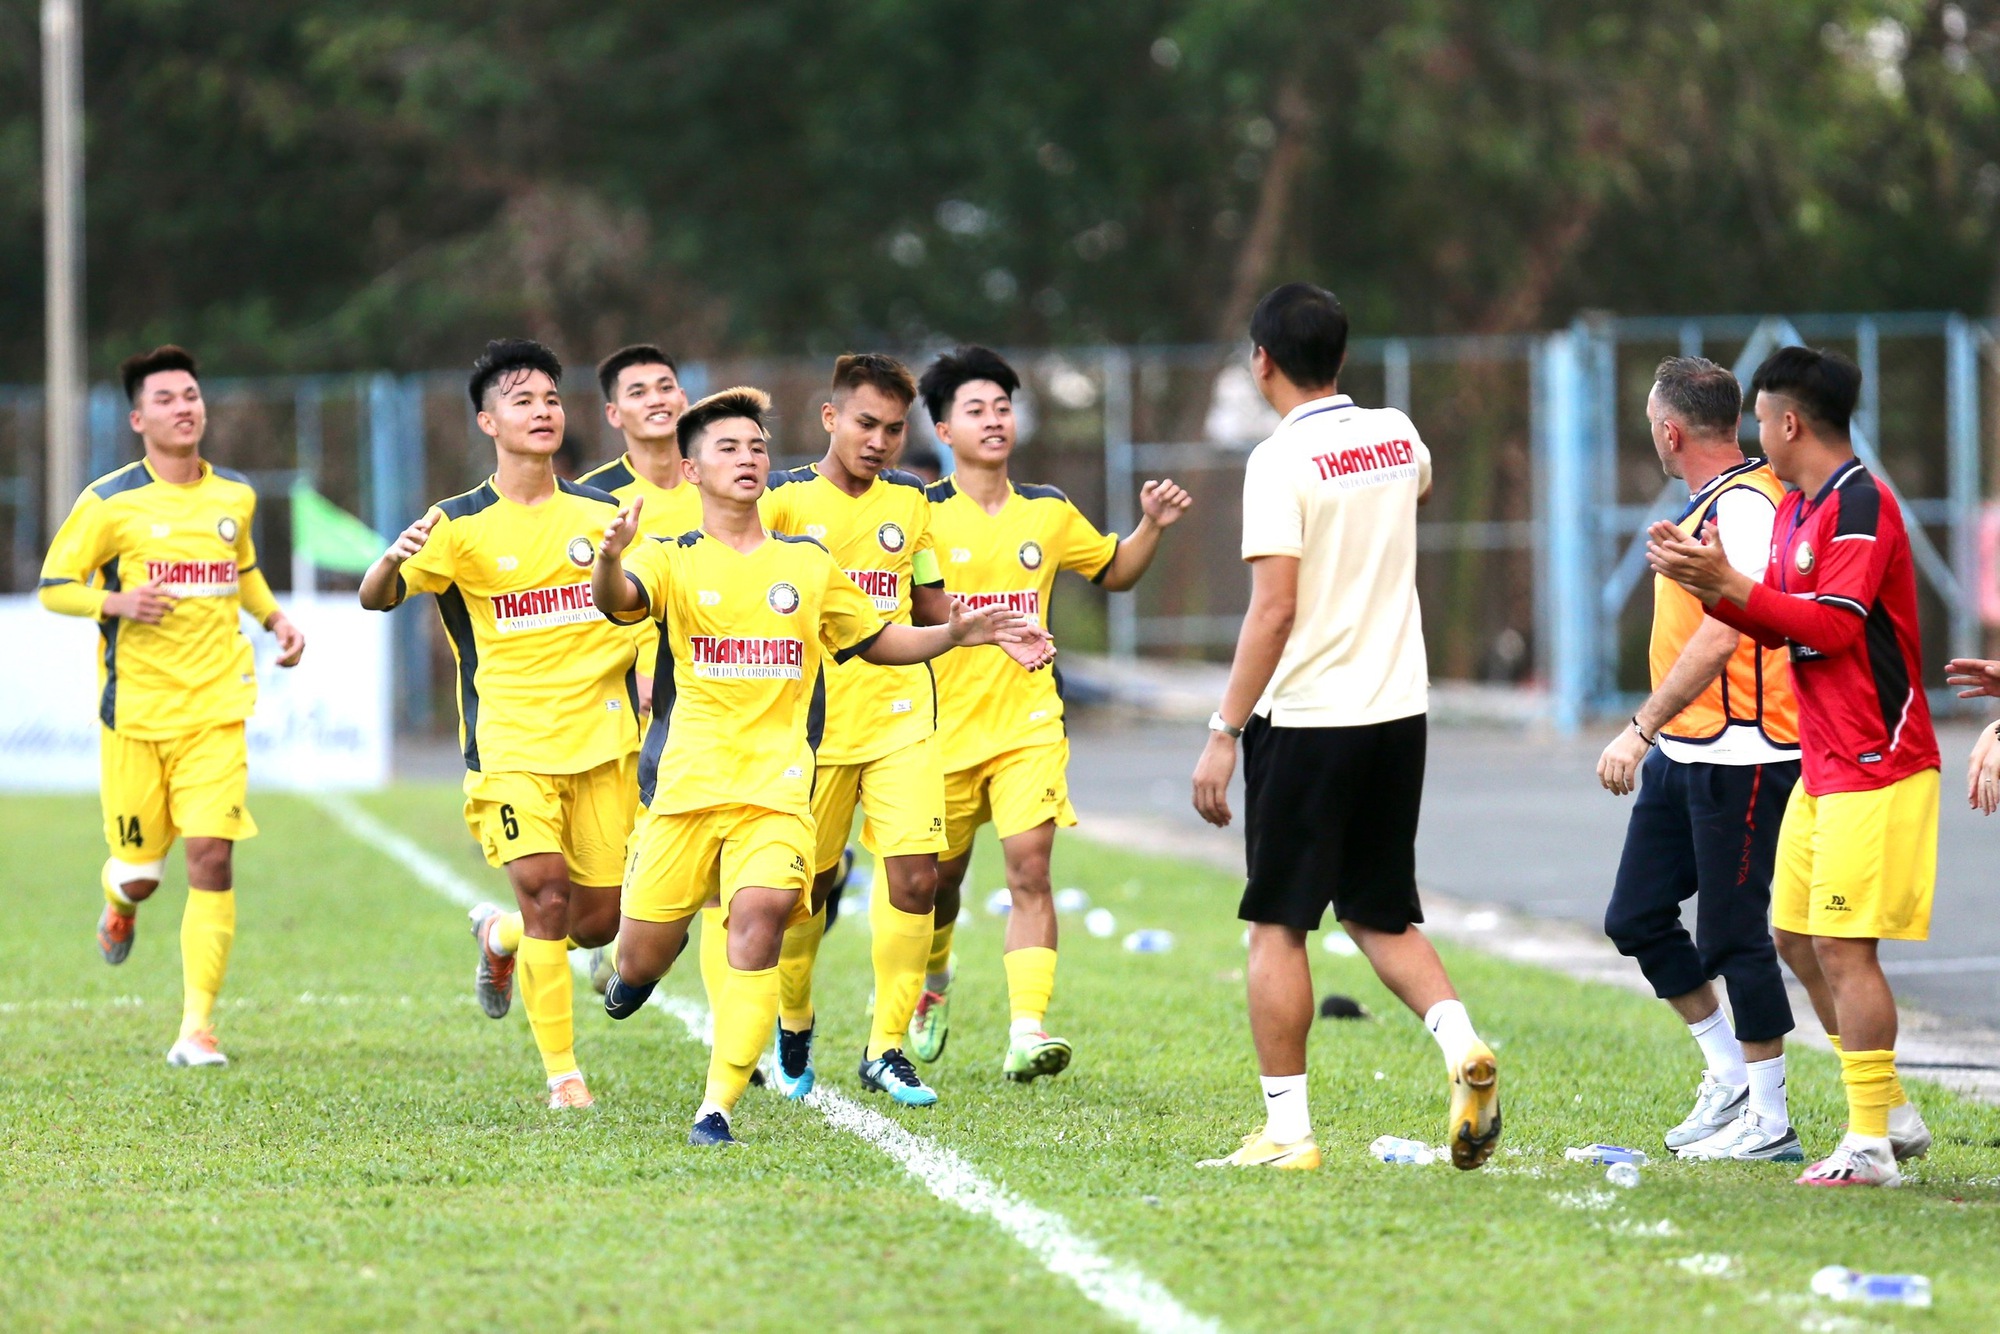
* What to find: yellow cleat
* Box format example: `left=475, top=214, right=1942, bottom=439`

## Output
left=1446, top=1042, right=1501, bottom=1170
left=1197, top=1131, right=1322, bottom=1170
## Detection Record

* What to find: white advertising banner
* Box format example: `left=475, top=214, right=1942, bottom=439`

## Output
left=0, top=593, right=391, bottom=792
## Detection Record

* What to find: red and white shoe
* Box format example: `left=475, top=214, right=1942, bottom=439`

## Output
left=166, top=1028, right=229, bottom=1068
left=97, top=904, right=136, bottom=965
left=548, top=1073, right=595, bottom=1110
left=1796, top=1135, right=1901, bottom=1188
left=468, top=904, right=516, bottom=1019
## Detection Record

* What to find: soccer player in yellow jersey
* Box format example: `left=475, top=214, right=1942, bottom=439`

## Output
left=757, top=353, right=981, bottom=1106
left=40, top=344, right=307, bottom=1068
left=591, top=386, right=1046, bottom=1146
left=575, top=344, right=709, bottom=994
left=359, top=339, right=639, bottom=1110
left=915, top=346, right=1190, bottom=1081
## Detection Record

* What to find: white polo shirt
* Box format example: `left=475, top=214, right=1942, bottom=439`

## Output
left=1241, top=394, right=1430, bottom=728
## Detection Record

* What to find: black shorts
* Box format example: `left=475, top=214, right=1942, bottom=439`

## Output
left=1239, top=712, right=1426, bottom=932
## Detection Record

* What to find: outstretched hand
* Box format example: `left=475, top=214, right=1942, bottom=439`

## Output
left=600, top=497, right=644, bottom=562
left=946, top=598, right=1033, bottom=651
left=1645, top=519, right=1734, bottom=604
left=1945, top=657, right=2000, bottom=700
left=1000, top=622, right=1058, bottom=672
left=386, top=511, right=439, bottom=564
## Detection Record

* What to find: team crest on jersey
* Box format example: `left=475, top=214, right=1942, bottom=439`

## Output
left=807, top=524, right=828, bottom=542
left=1794, top=541, right=1815, bottom=574
left=767, top=581, right=802, bottom=614
left=878, top=521, right=906, bottom=554
left=1018, top=540, right=1044, bottom=570
left=566, top=536, right=595, bottom=568
left=216, top=516, right=238, bottom=543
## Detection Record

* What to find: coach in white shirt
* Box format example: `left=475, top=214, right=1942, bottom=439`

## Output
left=1192, top=282, right=1500, bottom=1172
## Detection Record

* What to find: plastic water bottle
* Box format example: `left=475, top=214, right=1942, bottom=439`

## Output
left=1084, top=908, right=1118, bottom=938
left=1122, top=929, right=1174, bottom=954
left=1054, top=887, right=1091, bottom=914
left=1565, top=1144, right=1649, bottom=1166
left=984, top=888, right=1012, bottom=917
left=1810, top=1266, right=1932, bottom=1308
left=1370, top=1136, right=1435, bottom=1165
left=1605, top=1162, right=1641, bottom=1188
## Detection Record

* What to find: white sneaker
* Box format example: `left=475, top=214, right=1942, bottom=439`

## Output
left=1677, top=1109, right=1804, bottom=1162
left=1888, top=1101, right=1931, bottom=1161
left=1663, top=1071, right=1747, bottom=1149
left=1796, top=1134, right=1901, bottom=1188
left=166, top=1028, right=229, bottom=1068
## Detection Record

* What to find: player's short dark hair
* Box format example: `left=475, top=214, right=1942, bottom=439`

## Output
left=595, top=343, right=677, bottom=401
left=1750, top=345, right=1860, bottom=437
left=1249, top=283, right=1348, bottom=388
left=832, top=352, right=917, bottom=407
left=918, top=345, right=1019, bottom=424
left=678, top=386, right=772, bottom=456
left=120, top=345, right=199, bottom=404
left=1652, top=356, right=1742, bottom=437
left=469, top=338, right=563, bottom=411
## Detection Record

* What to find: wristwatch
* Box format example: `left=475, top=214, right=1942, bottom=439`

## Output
left=1208, top=712, right=1244, bottom=739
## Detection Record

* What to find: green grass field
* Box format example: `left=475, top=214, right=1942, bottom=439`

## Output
left=4, top=786, right=2000, bottom=1332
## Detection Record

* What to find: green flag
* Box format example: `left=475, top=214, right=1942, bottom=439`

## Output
left=290, top=482, right=386, bottom=575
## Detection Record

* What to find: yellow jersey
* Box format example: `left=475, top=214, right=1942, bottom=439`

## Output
left=391, top=477, right=640, bottom=775
left=621, top=529, right=885, bottom=817
left=760, top=465, right=944, bottom=765
left=39, top=459, right=279, bottom=739
left=926, top=476, right=1118, bottom=772
left=578, top=453, right=705, bottom=675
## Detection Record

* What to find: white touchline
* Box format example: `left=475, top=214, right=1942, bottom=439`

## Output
left=315, top=793, right=1222, bottom=1334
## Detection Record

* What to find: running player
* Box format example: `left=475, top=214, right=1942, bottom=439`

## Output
left=40, top=344, right=307, bottom=1068
left=590, top=386, right=1046, bottom=1146
left=758, top=354, right=966, bottom=1106
left=576, top=344, right=706, bottom=994
left=1649, top=345, right=1940, bottom=1187
left=913, top=346, right=1190, bottom=1081
left=359, top=338, right=638, bottom=1110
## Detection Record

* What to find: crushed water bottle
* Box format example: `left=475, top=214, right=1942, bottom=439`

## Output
left=1084, top=908, right=1118, bottom=938
left=1810, top=1266, right=1932, bottom=1308
left=1565, top=1144, right=1649, bottom=1166
left=1370, top=1136, right=1435, bottom=1165
left=1054, top=887, right=1091, bottom=914
left=1605, top=1162, right=1641, bottom=1188
left=1122, top=929, right=1175, bottom=954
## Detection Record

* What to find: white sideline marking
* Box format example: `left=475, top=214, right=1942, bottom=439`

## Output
left=316, top=793, right=1222, bottom=1334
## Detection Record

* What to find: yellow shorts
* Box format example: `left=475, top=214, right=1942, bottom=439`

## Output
left=1773, top=768, right=1938, bottom=941
left=811, top=734, right=948, bottom=873
left=100, top=722, right=256, bottom=861
left=943, top=739, right=1076, bottom=860
left=622, top=804, right=814, bottom=925
left=462, top=754, right=639, bottom=887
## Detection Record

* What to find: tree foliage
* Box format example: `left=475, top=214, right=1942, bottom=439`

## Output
left=0, top=0, right=1997, bottom=377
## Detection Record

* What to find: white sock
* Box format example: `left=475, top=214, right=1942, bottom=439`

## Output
left=547, top=1070, right=581, bottom=1089
left=925, top=969, right=951, bottom=993
left=1746, top=1054, right=1787, bottom=1125
left=1009, top=1016, right=1043, bottom=1040
left=1423, top=999, right=1480, bottom=1069
left=696, top=1100, right=730, bottom=1125
left=1260, top=1074, right=1310, bottom=1144
left=1688, top=1010, right=1748, bottom=1087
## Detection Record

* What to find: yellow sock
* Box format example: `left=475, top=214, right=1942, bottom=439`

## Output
left=870, top=898, right=935, bottom=1058
left=1826, top=1034, right=1842, bottom=1052
left=705, top=964, right=780, bottom=1113
left=493, top=911, right=524, bottom=955
left=102, top=863, right=137, bottom=916
left=178, top=889, right=235, bottom=1038
left=1886, top=1070, right=1909, bottom=1110
left=698, top=906, right=729, bottom=1015
left=516, top=936, right=577, bottom=1080
left=1003, top=946, right=1057, bottom=1027
left=1838, top=1048, right=1898, bottom=1139
left=777, top=906, right=826, bottom=1033
left=927, top=919, right=956, bottom=980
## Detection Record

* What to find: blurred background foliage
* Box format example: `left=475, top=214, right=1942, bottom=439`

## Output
left=0, top=0, right=1998, bottom=378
